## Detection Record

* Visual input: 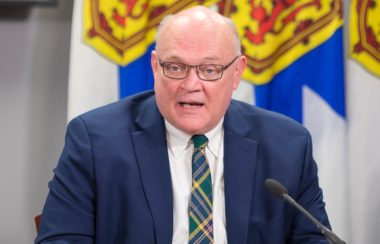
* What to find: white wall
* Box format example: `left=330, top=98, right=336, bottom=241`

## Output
left=0, top=1, right=73, bottom=243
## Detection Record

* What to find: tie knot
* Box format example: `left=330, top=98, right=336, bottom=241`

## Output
left=191, top=135, right=208, bottom=148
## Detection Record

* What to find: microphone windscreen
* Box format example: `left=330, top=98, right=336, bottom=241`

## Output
left=265, top=178, right=288, bottom=199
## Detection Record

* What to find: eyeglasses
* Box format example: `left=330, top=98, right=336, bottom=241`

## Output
left=158, top=56, right=239, bottom=81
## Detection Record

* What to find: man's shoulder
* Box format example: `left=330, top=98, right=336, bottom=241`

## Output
left=229, top=99, right=299, bottom=124
left=69, top=90, right=157, bottom=129
left=79, top=90, right=154, bottom=117
left=228, top=99, right=309, bottom=136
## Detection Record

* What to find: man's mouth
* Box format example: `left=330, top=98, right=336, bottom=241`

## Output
left=178, top=102, right=204, bottom=108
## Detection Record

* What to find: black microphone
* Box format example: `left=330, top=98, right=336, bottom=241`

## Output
left=265, top=178, right=347, bottom=244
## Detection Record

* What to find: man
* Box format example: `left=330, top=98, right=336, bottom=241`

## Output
left=36, top=6, right=331, bottom=244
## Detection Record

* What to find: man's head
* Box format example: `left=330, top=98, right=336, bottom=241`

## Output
left=151, top=6, right=247, bottom=135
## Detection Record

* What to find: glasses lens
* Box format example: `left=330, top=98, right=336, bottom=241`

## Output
left=197, top=65, right=223, bottom=81
left=163, top=62, right=188, bottom=79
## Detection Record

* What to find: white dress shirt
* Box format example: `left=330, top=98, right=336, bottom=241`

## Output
left=165, top=119, right=227, bottom=244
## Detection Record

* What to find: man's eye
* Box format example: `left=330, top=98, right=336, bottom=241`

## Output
left=199, top=65, right=218, bottom=74
left=166, top=63, right=185, bottom=72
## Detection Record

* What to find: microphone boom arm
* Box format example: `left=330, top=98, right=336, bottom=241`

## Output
left=265, top=178, right=347, bottom=244
left=282, top=194, right=346, bottom=244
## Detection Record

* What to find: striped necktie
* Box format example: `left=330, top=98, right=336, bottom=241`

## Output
left=189, top=135, right=213, bottom=244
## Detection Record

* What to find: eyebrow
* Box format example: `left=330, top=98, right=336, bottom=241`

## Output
left=161, top=55, right=222, bottom=64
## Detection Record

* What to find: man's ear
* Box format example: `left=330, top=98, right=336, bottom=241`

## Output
left=233, top=55, right=247, bottom=90
left=151, top=50, right=158, bottom=75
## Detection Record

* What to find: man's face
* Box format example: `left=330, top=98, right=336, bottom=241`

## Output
left=152, top=17, right=246, bottom=135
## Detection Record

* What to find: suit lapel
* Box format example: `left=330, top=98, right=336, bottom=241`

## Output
left=132, top=97, right=173, bottom=244
left=224, top=104, right=259, bottom=243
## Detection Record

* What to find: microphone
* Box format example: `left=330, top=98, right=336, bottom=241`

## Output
left=265, top=178, right=347, bottom=244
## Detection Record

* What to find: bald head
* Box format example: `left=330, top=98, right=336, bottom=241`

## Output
left=155, top=6, right=241, bottom=56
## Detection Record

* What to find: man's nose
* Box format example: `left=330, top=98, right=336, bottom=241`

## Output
left=180, top=67, right=202, bottom=91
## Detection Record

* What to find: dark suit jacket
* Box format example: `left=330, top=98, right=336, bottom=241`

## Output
left=36, top=91, right=330, bottom=243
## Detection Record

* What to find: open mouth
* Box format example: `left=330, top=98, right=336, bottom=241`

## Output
left=178, top=102, right=204, bottom=108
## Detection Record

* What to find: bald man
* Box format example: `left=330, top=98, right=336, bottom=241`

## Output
left=36, top=6, right=331, bottom=244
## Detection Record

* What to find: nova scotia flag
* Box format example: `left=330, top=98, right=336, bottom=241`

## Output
left=255, top=27, right=348, bottom=240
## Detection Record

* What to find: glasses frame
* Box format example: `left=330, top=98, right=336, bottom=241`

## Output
left=158, top=56, right=240, bottom=81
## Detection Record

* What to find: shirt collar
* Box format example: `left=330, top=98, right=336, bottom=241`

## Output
left=165, top=118, right=224, bottom=158
left=204, top=119, right=224, bottom=157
